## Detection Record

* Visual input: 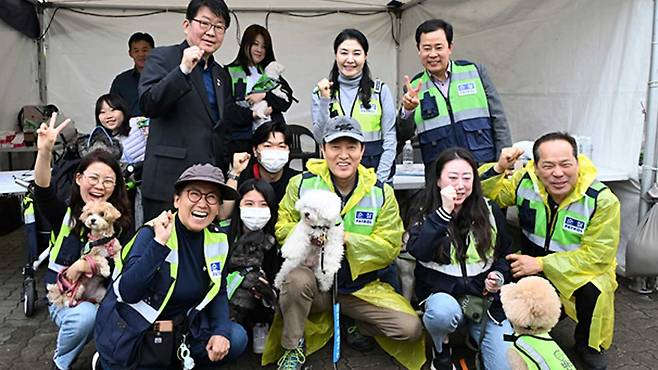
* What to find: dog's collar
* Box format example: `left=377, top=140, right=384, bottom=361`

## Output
left=88, top=235, right=115, bottom=248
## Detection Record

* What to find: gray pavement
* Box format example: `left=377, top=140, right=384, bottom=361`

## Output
left=0, top=225, right=656, bottom=370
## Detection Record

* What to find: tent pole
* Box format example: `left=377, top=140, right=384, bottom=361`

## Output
left=640, top=0, right=658, bottom=219
left=37, top=5, right=47, bottom=105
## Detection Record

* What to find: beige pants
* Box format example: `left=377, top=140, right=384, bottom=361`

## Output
left=278, top=266, right=422, bottom=349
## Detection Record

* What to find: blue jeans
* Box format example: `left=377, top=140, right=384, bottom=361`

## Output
left=48, top=302, right=97, bottom=370
left=422, top=292, right=512, bottom=370
left=101, top=321, right=248, bottom=370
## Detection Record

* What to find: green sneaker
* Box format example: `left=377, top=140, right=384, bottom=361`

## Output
left=345, top=324, right=376, bottom=352
left=277, top=340, right=306, bottom=370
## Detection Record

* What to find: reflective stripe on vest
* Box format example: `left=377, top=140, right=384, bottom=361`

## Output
left=513, top=334, right=576, bottom=370
left=418, top=202, right=497, bottom=276
left=23, top=195, right=35, bottom=224
left=112, top=216, right=229, bottom=324
left=516, top=175, right=605, bottom=253
left=331, top=82, right=383, bottom=143
left=48, top=209, right=75, bottom=273
left=412, top=65, right=490, bottom=134
left=298, top=173, right=384, bottom=236
left=227, top=65, right=247, bottom=97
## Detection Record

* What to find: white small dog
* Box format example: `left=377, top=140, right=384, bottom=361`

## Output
left=251, top=61, right=288, bottom=127
left=275, top=189, right=344, bottom=292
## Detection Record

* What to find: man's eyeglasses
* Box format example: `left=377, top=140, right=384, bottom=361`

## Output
left=83, top=173, right=116, bottom=189
left=186, top=189, right=219, bottom=205
left=192, top=18, right=227, bottom=34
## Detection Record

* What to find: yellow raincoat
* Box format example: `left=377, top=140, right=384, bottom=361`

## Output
left=263, top=159, right=426, bottom=369
left=478, top=155, right=620, bottom=350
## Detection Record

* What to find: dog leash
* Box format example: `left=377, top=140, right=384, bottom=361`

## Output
left=332, top=272, right=340, bottom=369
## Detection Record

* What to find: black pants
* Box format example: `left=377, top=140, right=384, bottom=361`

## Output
left=573, top=282, right=601, bottom=350
left=142, top=196, right=173, bottom=223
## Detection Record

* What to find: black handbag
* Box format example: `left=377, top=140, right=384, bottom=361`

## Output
left=137, top=316, right=187, bottom=367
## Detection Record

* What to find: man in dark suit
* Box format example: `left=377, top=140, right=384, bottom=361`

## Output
left=139, top=0, right=233, bottom=220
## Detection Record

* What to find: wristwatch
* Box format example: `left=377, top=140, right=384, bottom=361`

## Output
left=227, top=171, right=240, bottom=181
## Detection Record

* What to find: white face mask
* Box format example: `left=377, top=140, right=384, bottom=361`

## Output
left=258, top=149, right=289, bottom=173
left=240, top=207, right=271, bottom=231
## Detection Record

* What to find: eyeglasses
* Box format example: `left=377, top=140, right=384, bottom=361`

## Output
left=83, top=173, right=116, bottom=189
left=192, top=18, right=227, bottom=34
left=186, top=189, right=219, bottom=205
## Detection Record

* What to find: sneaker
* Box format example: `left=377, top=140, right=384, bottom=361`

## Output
left=91, top=352, right=102, bottom=370
left=575, top=345, right=607, bottom=370
left=277, top=339, right=306, bottom=370
left=430, top=344, right=455, bottom=370
left=345, top=324, right=376, bottom=352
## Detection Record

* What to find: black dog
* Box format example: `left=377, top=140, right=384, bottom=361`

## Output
left=227, top=230, right=278, bottom=325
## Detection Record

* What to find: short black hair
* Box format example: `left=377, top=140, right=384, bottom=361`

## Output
left=128, top=32, right=154, bottom=49
left=252, top=120, right=292, bottom=148
left=415, top=19, right=453, bottom=48
left=186, top=0, right=230, bottom=29
left=532, top=132, right=578, bottom=162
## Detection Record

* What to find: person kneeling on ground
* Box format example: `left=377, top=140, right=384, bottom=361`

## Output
left=95, top=163, right=248, bottom=369
left=407, top=147, right=513, bottom=370
left=262, top=116, right=425, bottom=370
left=479, top=132, right=620, bottom=370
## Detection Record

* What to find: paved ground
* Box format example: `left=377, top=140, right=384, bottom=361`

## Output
left=1, top=225, right=657, bottom=370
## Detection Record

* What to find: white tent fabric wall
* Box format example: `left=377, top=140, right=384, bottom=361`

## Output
left=400, top=0, right=652, bottom=179
left=44, top=8, right=397, bottom=133
left=0, top=21, right=39, bottom=133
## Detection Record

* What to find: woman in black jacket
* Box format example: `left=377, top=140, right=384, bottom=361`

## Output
left=407, top=147, right=513, bottom=370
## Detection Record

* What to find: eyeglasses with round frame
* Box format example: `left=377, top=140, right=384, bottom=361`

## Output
left=186, top=188, right=220, bottom=205
left=83, top=173, right=116, bottom=189
left=191, top=18, right=227, bottom=34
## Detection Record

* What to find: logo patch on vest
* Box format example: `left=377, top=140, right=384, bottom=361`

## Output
left=457, top=82, right=477, bottom=96
left=359, top=103, right=378, bottom=114
left=563, top=216, right=586, bottom=234
left=354, top=210, right=374, bottom=226
left=210, top=262, right=222, bottom=278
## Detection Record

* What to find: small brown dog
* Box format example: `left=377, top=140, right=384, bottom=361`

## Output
left=500, top=276, right=576, bottom=370
left=47, top=201, right=122, bottom=307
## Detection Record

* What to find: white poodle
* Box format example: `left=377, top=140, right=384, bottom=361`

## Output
left=275, top=189, right=344, bottom=292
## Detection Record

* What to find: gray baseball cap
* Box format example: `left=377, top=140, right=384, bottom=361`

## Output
left=323, top=116, right=364, bottom=144
left=175, top=163, right=239, bottom=201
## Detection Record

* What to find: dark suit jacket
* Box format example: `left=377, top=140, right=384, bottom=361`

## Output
left=138, top=40, right=232, bottom=203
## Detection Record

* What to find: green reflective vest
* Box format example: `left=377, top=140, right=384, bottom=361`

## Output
left=298, top=173, right=384, bottom=236
left=510, top=333, right=576, bottom=370
left=330, top=80, right=383, bottom=143
left=516, top=174, right=606, bottom=253
left=112, top=216, right=229, bottom=323
left=412, top=63, right=490, bottom=134
left=48, top=208, right=76, bottom=274
left=417, top=201, right=497, bottom=276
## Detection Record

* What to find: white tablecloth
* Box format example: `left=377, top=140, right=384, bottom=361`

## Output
left=0, top=170, right=33, bottom=195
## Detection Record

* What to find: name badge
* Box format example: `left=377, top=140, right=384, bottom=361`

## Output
left=360, top=104, right=378, bottom=114
left=563, top=216, right=586, bottom=234
left=210, top=262, right=222, bottom=277
left=354, top=210, right=374, bottom=226
left=457, top=82, right=476, bottom=96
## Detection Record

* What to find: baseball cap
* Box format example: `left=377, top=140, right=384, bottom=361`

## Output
left=175, top=163, right=239, bottom=201
left=322, top=116, right=364, bottom=144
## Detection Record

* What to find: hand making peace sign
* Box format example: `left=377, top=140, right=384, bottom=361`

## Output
left=401, top=75, right=422, bottom=111
left=36, top=112, right=71, bottom=154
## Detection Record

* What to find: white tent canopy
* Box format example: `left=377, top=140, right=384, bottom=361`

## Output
left=3, top=0, right=650, bottom=178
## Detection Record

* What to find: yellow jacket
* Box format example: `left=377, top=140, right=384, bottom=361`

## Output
left=479, top=155, right=620, bottom=349
left=263, top=159, right=426, bottom=369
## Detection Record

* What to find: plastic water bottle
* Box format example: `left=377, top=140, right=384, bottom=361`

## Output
left=402, top=140, right=414, bottom=172
left=252, top=323, right=269, bottom=354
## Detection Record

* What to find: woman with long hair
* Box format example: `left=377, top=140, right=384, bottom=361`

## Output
left=407, top=147, right=513, bottom=370
left=224, top=24, right=295, bottom=165
left=312, top=28, right=397, bottom=182
left=34, top=113, right=132, bottom=370
left=95, top=93, right=147, bottom=164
